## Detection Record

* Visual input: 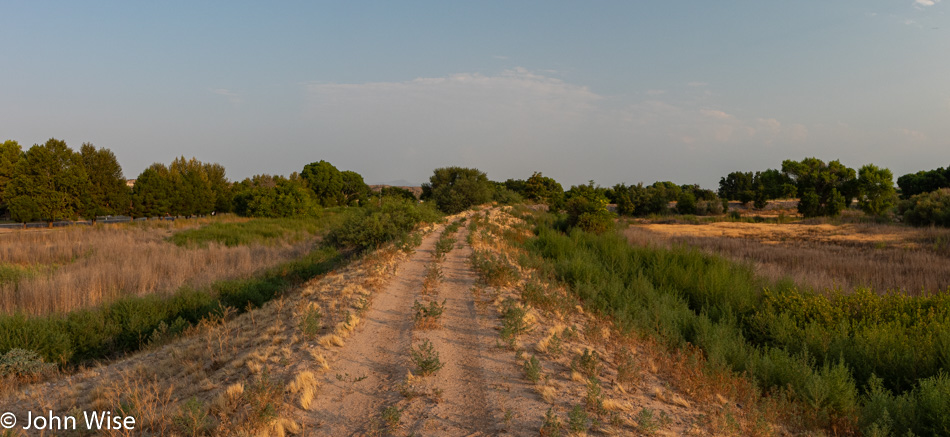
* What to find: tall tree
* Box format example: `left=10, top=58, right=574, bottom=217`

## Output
left=782, top=157, right=856, bottom=217
left=0, top=140, right=23, bottom=215
left=856, top=164, right=896, bottom=216
left=203, top=162, right=232, bottom=213
left=79, top=143, right=130, bottom=218
left=5, top=138, right=91, bottom=222
left=340, top=170, right=369, bottom=206
left=131, top=164, right=175, bottom=218
left=301, top=160, right=344, bottom=206
left=170, top=157, right=214, bottom=216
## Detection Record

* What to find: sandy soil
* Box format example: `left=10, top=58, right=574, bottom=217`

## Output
left=305, top=219, right=548, bottom=435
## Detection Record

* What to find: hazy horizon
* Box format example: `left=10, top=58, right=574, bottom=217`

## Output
left=2, top=1, right=947, bottom=189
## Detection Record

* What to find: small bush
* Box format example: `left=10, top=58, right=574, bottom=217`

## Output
left=412, top=299, right=445, bottom=329
left=299, top=306, right=323, bottom=339
left=410, top=338, right=444, bottom=376
left=568, top=405, right=589, bottom=433
left=381, top=404, right=402, bottom=432
left=500, top=299, right=530, bottom=344
left=174, top=397, right=212, bottom=437
left=615, top=349, right=639, bottom=386
left=572, top=349, right=600, bottom=379
left=523, top=355, right=542, bottom=383
left=0, top=348, right=56, bottom=378
left=540, top=407, right=563, bottom=437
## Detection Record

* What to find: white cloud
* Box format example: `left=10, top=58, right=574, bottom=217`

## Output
left=645, top=89, right=666, bottom=96
left=210, top=88, right=241, bottom=104
left=900, top=128, right=929, bottom=141
left=915, top=0, right=938, bottom=6
left=701, top=109, right=733, bottom=120
left=687, top=81, right=708, bottom=87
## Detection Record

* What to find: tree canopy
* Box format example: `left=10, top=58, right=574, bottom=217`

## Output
left=421, top=166, right=493, bottom=214
left=5, top=139, right=91, bottom=222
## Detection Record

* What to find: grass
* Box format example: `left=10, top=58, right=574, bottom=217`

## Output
left=626, top=224, right=950, bottom=296
left=0, top=241, right=343, bottom=367
left=0, top=215, right=338, bottom=316
left=168, top=216, right=335, bottom=248
left=521, top=209, right=950, bottom=435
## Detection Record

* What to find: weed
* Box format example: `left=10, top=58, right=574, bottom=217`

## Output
left=572, top=349, right=600, bottom=379
left=244, top=368, right=283, bottom=431
left=523, top=355, right=542, bottom=383
left=636, top=408, right=660, bottom=434
left=500, top=299, right=529, bottom=344
left=585, top=376, right=604, bottom=414
left=299, top=306, right=323, bottom=339
left=0, top=348, right=57, bottom=378
left=540, top=407, right=563, bottom=437
left=335, top=373, right=368, bottom=383
left=615, top=349, right=639, bottom=386
left=422, top=263, right=443, bottom=295
left=410, top=339, right=444, bottom=376
left=568, top=405, right=589, bottom=433
left=381, top=404, right=402, bottom=431
left=546, top=333, right=562, bottom=356
left=174, top=397, right=211, bottom=437
left=412, top=299, right=446, bottom=329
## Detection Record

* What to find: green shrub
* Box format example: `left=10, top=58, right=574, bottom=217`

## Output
left=0, top=348, right=56, bottom=378
left=900, top=188, right=950, bottom=227
left=410, top=338, right=444, bottom=376
left=327, top=197, right=441, bottom=251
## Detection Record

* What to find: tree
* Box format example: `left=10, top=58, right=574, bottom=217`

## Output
left=0, top=140, right=23, bottom=215
left=204, top=162, right=232, bottom=213
left=782, top=157, right=857, bottom=217
left=340, top=170, right=369, bottom=206
left=897, top=167, right=950, bottom=199
left=900, top=188, right=950, bottom=227
left=718, top=171, right=755, bottom=204
left=79, top=143, right=130, bottom=218
left=170, top=157, right=215, bottom=216
left=565, top=181, right=615, bottom=233
left=231, top=174, right=318, bottom=217
left=5, top=139, right=91, bottom=222
left=524, top=172, right=564, bottom=210
left=856, top=164, right=897, bottom=216
left=301, top=160, right=344, bottom=207
left=131, top=164, right=175, bottom=217
left=421, top=166, right=493, bottom=214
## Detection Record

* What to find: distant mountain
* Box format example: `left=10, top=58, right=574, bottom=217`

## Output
left=371, top=179, right=420, bottom=187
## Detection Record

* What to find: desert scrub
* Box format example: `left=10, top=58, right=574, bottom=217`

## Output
left=523, top=355, right=542, bottom=383
left=410, top=338, right=444, bottom=376
left=540, top=407, right=563, bottom=437
left=470, top=250, right=519, bottom=288
left=572, top=349, right=601, bottom=379
left=298, top=306, right=323, bottom=339
left=0, top=348, right=56, bottom=378
left=615, top=349, right=639, bottom=386
left=568, top=405, right=589, bottom=433
left=499, top=299, right=530, bottom=345
left=421, top=263, right=443, bottom=295
left=412, top=299, right=445, bottom=329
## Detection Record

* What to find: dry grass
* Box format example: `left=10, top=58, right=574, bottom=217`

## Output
left=626, top=223, right=950, bottom=295
left=0, top=220, right=318, bottom=315
left=0, top=228, right=417, bottom=435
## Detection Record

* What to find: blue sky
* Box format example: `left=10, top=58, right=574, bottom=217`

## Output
left=2, top=1, right=947, bottom=188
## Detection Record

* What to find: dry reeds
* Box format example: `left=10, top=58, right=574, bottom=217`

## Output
left=0, top=223, right=317, bottom=315
left=624, top=225, right=950, bottom=296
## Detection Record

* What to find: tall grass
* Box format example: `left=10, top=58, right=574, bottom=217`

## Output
left=625, top=226, right=950, bottom=296
left=0, top=218, right=333, bottom=315
left=0, top=245, right=342, bottom=367
left=524, top=211, right=950, bottom=435
left=169, top=216, right=340, bottom=248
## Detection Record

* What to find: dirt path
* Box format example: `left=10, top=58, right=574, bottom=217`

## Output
left=305, top=219, right=547, bottom=435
